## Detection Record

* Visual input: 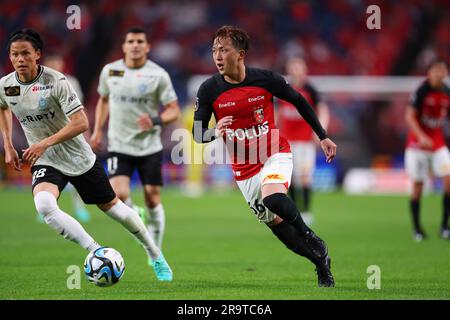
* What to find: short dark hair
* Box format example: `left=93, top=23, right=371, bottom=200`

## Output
left=124, top=27, right=148, bottom=41
left=7, top=28, right=43, bottom=53
left=213, top=25, right=250, bottom=53
left=428, top=59, right=448, bottom=71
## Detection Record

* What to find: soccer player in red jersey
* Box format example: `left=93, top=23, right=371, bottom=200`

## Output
left=405, top=60, right=450, bottom=241
left=193, top=26, right=337, bottom=287
left=277, top=56, right=330, bottom=226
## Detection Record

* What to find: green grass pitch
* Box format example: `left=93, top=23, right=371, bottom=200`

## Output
left=0, top=187, right=449, bottom=300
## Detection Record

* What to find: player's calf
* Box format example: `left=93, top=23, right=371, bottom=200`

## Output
left=34, top=191, right=99, bottom=251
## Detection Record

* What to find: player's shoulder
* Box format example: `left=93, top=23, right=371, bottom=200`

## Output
left=415, top=80, right=431, bottom=94
left=144, top=59, right=169, bottom=74
left=101, top=59, right=124, bottom=72
left=247, top=67, right=278, bottom=78
left=303, top=82, right=318, bottom=92
left=42, top=65, right=67, bottom=82
left=247, top=67, right=287, bottom=86
left=0, top=71, right=17, bottom=88
left=198, top=73, right=221, bottom=92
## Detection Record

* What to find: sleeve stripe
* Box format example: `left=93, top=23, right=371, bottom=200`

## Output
left=65, top=104, right=83, bottom=115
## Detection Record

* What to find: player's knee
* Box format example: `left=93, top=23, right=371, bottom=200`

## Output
left=263, top=193, right=288, bottom=213
left=97, top=196, right=118, bottom=212
left=34, top=191, right=58, bottom=216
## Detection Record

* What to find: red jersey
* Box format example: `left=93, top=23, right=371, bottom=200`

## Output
left=406, top=80, right=450, bottom=151
left=278, top=83, right=320, bottom=142
left=194, top=67, right=327, bottom=181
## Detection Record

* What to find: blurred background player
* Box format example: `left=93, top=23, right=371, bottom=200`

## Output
left=277, top=56, right=330, bottom=226
left=90, top=27, right=180, bottom=249
left=405, top=60, right=450, bottom=241
left=43, top=54, right=90, bottom=223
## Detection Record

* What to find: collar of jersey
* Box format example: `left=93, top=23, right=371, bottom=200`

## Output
left=122, top=59, right=148, bottom=70
left=15, top=65, right=44, bottom=85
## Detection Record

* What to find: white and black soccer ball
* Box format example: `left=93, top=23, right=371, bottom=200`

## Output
left=84, top=247, right=125, bottom=287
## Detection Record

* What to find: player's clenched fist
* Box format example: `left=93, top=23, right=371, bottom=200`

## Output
left=215, top=116, right=234, bottom=138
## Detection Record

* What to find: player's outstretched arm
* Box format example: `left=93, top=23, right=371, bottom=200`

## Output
left=90, top=96, right=109, bottom=151
left=23, top=109, right=89, bottom=166
left=0, top=107, right=21, bottom=171
left=405, top=105, right=433, bottom=149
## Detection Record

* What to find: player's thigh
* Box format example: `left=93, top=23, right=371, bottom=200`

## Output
left=291, top=142, right=315, bottom=186
left=69, top=160, right=116, bottom=205
left=260, top=152, right=293, bottom=198
left=431, top=147, right=450, bottom=179
left=236, top=173, right=276, bottom=224
left=110, top=175, right=131, bottom=200
left=31, top=165, right=67, bottom=198
left=405, top=148, right=430, bottom=182
left=137, top=151, right=163, bottom=187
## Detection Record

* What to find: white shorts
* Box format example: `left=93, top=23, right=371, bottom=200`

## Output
left=405, top=146, right=450, bottom=182
left=291, top=141, right=316, bottom=184
left=236, top=153, right=293, bottom=223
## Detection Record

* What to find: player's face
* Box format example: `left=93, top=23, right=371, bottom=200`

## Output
left=212, top=37, right=243, bottom=76
left=428, top=63, right=449, bottom=84
left=9, top=40, right=40, bottom=77
left=122, top=33, right=150, bottom=61
left=287, top=58, right=307, bottom=82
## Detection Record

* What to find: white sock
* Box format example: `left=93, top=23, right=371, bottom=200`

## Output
left=147, top=203, right=165, bottom=248
left=34, top=191, right=100, bottom=251
left=104, top=200, right=160, bottom=260
left=124, top=197, right=134, bottom=208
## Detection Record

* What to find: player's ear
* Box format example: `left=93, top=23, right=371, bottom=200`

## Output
left=238, top=50, right=245, bottom=60
left=35, top=49, right=41, bottom=61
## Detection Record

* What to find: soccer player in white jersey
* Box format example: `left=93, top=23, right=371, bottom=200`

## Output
left=43, top=54, right=90, bottom=223
left=91, top=27, right=181, bottom=249
left=0, top=29, right=172, bottom=281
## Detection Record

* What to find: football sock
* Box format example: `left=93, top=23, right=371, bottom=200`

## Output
left=268, top=220, right=321, bottom=265
left=263, top=193, right=309, bottom=235
left=147, top=203, right=165, bottom=248
left=123, top=197, right=134, bottom=208
left=410, top=199, right=421, bottom=231
left=302, top=186, right=311, bottom=212
left=34, top=191, right=99, bottom=251
left=442, top=195, right=450, bottom=230
left=104, top=200, right=160, bottom=260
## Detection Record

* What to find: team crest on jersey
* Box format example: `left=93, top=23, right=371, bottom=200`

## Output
left=5, top=86, right=20, bottom=96
left=109, top=69, right=125, bottom=77
left=38, top=97, right=49, bottom=110
left=253, top=106, right=264, bottom=123
left=138, top=83, right=147, bottom=94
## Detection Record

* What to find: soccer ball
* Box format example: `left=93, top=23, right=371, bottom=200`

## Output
left=84, top=247, right=125, bottom=287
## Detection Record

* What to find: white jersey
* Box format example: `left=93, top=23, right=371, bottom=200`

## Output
left=66, top=74, right=83, bottom=103
left=0, top=65, right=96, bottom=176
left=98, top=59, right=178, bottom=156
